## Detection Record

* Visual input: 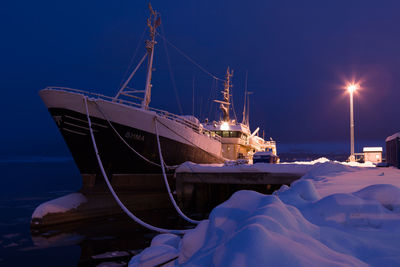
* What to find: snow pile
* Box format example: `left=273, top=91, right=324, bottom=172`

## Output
left=129, top=234, right=180, bottom=266
left=32, top=193, right=87, bottom=219
left=342, top=160, right=376, bottom=167
left=285, top=157, right=331, bottom=165
left=130, top=161, right=400, bottom=266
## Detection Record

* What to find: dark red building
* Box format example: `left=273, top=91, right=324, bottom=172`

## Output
left=386, top=133, right=400, bottom=168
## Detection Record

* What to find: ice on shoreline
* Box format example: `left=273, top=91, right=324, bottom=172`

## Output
left=32, top=193, right=86, bottom=219
left=130, top=160, right=400, bottom=266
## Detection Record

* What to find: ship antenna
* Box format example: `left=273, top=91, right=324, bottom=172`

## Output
left=142, top=3, right=161, bottom=109
left=214, top=67, right=233, bottom=122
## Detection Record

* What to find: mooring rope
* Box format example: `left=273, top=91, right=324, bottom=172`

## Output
left=154, top=117, right=201, bottom=224
left=84, top=96, right=189, bottom=235
left=94, top=101, right=177, bottom=170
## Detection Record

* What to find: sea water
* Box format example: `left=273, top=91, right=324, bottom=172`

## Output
left=0, top=159, right=171, bottom=266
left=0, top=145, right=366, bottom=265
left=0, top=159, right=82, bottom=266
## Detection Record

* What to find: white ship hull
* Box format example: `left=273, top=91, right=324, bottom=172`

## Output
left=40, top=88, right=224, bottom=175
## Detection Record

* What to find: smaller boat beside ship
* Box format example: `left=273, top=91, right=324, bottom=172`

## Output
left=204, top=67, right=278, bottom=164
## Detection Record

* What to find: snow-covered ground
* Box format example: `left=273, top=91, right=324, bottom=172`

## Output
left=130, top=160, right=400, bottom=266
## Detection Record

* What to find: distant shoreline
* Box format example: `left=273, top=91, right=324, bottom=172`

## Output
left=0, top=156, right=73, bottom=164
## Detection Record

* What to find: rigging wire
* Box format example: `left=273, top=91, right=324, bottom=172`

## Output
left=242, top=70, right=248, bottom=125
left=207, top=78, right=216, bottom=120
left=230, top=86, right=238, bottom=123
left=199, top=97, right=203, bottom=121
left=156, top=32, right=225, bottom=82
left=118, top=26, right=147, bottom=90
left=160, top=23, right=183, bottom=115
left=192, top=74, right=195, bottom=116
left=212, top=79, right=219, bottom=121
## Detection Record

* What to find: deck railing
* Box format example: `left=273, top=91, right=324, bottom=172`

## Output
left=44, top=87, right=221, bottom=142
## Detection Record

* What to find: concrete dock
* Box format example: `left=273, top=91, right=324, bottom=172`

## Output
left=31, top=163, right=312, bottom=229
left=175, top=162, right=310, bottom=214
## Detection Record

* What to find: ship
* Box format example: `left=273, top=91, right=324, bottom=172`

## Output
left=39, top=5, right=277, bottom=182
left=204, top=68, right=277, bottom=163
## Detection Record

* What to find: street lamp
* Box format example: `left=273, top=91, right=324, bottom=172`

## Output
left=347, top=83, right=359, bottom=162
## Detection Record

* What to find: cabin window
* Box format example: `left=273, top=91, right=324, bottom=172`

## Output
left=230, top=131, right=240, bottom=138
left=217, top=131, right=244, bottom=138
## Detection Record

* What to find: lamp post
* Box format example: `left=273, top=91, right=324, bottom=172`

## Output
left=347, top=83, right=358, bottom=162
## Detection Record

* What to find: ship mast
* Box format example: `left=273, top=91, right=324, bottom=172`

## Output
left=142, top=4, right=161, bottom=109
left=214, top=67, right=233, bottom=122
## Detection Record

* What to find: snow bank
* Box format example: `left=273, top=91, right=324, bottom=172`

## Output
left=130, top=161, right=400, bottom=266
left=286, top=157, right=375, bottom=168
left=177, top=161, right=314, bottom=175
left=176, top=158, right=374, bottom=176
left=32, top=193, right=87, bottom=219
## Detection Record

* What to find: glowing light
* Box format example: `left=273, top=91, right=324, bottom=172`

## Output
left=221, top=122, right=230, bottom=131
left=347, top=83, right=359, bottom=93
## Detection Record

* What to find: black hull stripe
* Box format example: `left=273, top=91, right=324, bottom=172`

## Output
left=49, top=108, right=224, bottom=174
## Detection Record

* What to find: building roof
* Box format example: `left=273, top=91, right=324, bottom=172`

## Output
left=363, top=147, right=383, bottom=152
left=386, top=132, right=400, bottom=142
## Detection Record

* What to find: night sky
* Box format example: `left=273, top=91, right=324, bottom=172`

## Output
left=1, top=0, right=400, bottom=157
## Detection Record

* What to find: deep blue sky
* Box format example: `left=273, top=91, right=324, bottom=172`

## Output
left=1, top=0, right=400, bottom=156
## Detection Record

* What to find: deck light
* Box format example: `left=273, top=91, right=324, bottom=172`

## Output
left=221, top=122, right=230, bottom=131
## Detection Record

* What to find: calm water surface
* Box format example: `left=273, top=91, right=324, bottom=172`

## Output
left=0, top=152, right=349, bottom=266
left=0, top=160, right=183, bottom=266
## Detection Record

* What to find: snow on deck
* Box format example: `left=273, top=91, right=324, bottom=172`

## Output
left=32, top=193, right=87, bottom=219
left=130, top=160, right=400, bottom=266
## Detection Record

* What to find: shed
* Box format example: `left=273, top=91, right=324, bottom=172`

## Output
left=363, top=147, right=382, bottom=163
left=386, top=133, right=400, bottom=168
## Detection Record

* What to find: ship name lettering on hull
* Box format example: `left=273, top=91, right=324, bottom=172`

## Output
left=125, top=131, right=145, bottom=141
